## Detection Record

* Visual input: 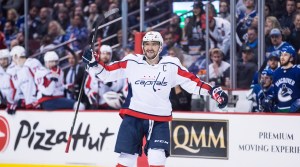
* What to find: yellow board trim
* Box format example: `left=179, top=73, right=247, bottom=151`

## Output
left=0, top=164, right=100, bottom=167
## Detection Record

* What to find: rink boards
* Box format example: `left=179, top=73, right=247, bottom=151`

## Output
left=0, top=110, right=300, bottom=167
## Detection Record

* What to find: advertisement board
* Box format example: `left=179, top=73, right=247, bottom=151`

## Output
left=0, top=111, right=300, bottom=167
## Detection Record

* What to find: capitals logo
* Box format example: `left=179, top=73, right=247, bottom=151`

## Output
left=0, top=116, right=10, bottom=152
left=134, top=72, right=168, bottom=92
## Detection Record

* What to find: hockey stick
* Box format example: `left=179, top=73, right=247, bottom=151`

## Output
left=65, top=8, right=120, bottom=153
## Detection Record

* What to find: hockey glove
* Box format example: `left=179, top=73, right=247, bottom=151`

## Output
left=6, top=103, right=17, bottom=115
left=209, top=86, right=228, bottom=109
left=82, top=48, right=98, bottom=67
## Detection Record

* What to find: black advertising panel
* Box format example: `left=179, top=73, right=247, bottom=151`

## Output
left=170, top=119, right=228, bottom=159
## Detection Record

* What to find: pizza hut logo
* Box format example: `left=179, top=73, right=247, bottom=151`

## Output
left=0, top=116, right=10, bottom=152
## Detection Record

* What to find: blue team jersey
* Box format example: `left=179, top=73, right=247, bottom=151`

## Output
left=252, top=84, right=274, bottom=112
left=273, top=65, right=300, bottom=112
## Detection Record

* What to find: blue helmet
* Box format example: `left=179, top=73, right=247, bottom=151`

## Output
left=280, top=46, right=296, bottom=57
left=261, top=69, right=274, bottom=78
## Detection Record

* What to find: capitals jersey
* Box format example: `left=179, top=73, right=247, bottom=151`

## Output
left=89, top=54, right=212, bottom=121
left=15, top=58, right=42, bottom=108
left=273, top=65, right=300, bottom=112
left=84, top=73, right=125, bottom=106
left=6, top=62, right=22, bottom=102
left=35, top=67, right=65, bottom=104
left=0, top=67, right=16, bottom=104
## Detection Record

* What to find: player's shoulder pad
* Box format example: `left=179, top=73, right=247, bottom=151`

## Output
left=121, top=53, right=143, bottom=61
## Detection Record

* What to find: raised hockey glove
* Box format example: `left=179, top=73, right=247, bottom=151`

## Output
left=82, top=48, right=98, bottom=67
left=6, top=103, right=17, bottom=115
left=209, top=86, right=228, bottom=109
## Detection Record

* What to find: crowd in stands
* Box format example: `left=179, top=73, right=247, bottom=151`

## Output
left=0, top=0, right=299, bottom=113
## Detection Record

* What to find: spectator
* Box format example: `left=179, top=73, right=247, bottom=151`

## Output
left=219, top=0, right=230, bottom=22
left=265, top=3, right=273, bottom=18
left=245, top=26, right=258, bottom=62
left=236, top=0, right=257, bottom=45
left=296, top=0, right=300, bottom=13
left=35, top=51, right=85, bottom=110
left=64, top=14, right=88, bottom=51
left=101, top=2, right=121, bottom=46
left=3, top=20, right=18, bottom=49
left=237, top=44, right=258, bottom=89
left=184, top=1, right=206, bottom=55
left=208, top=48, right=230, bottom=87
left=265, top=16, right=282, bottom=49
left=6, top=8, right=19, bottom=24
left=86, top=3, right=100, bottom=32
left=168, top=47, right=192, bottom=111
left=56, top=7, right=70, bottom=30
left=16, top=5, right=40, bottom=39
left=36, top=7, right=51, bottom=40
left=269, top=46, right=300, bottom=112
left=47, top=20, right=66, bottom=56
left=168, top=14, right=182, bottom=44
left=161, top=31, right=181, bottom=56
left=286, top=12, right=300, bottom=64
left=207, top=16, right=231, bottom=59
left=279, top=0, right=296, bottom=37
left=266, top=28, right=293, bottom=59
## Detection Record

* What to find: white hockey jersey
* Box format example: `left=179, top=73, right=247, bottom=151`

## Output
left=209, top=17, right=231, bottom=55
left=85, top=71, right=126, bottom=106
left=15, top=58, right=43, bottom=108
left=0, top=67, right=16, bottom=104
left=35, top=67, right=65, bottom=104
left=89, top=54, right=212, bottom=121
left=6, top=62, right=22, bottom=102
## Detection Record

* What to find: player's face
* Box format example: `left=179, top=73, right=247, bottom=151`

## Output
left=268, top=57, right=278, bottom=70
left=280, top=52, right=292, bottom=66
left=0, top=57, right=9, bottom=69
left=143, top=41, right=160, bottom=60
left=261, top=75, right=272, bottom=88
left=100, top=52, right=111, bottom=64
left=45, top=60, right=58, bottom=69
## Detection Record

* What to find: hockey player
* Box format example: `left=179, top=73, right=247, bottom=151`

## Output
left=84, top=45, right=126, bottom=109
left=266, top=46, right=300, bottom=112
left=35, top=51, right=85, bottom=110
left=248, top=69, right=275, bottom=112
left=10, top=45, right=42, bottom=109
left=82, top=31, right=228, bottom=167
left=0, top=66, right=16, bottom=114
left=0, top=49, right=11, bottom=71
